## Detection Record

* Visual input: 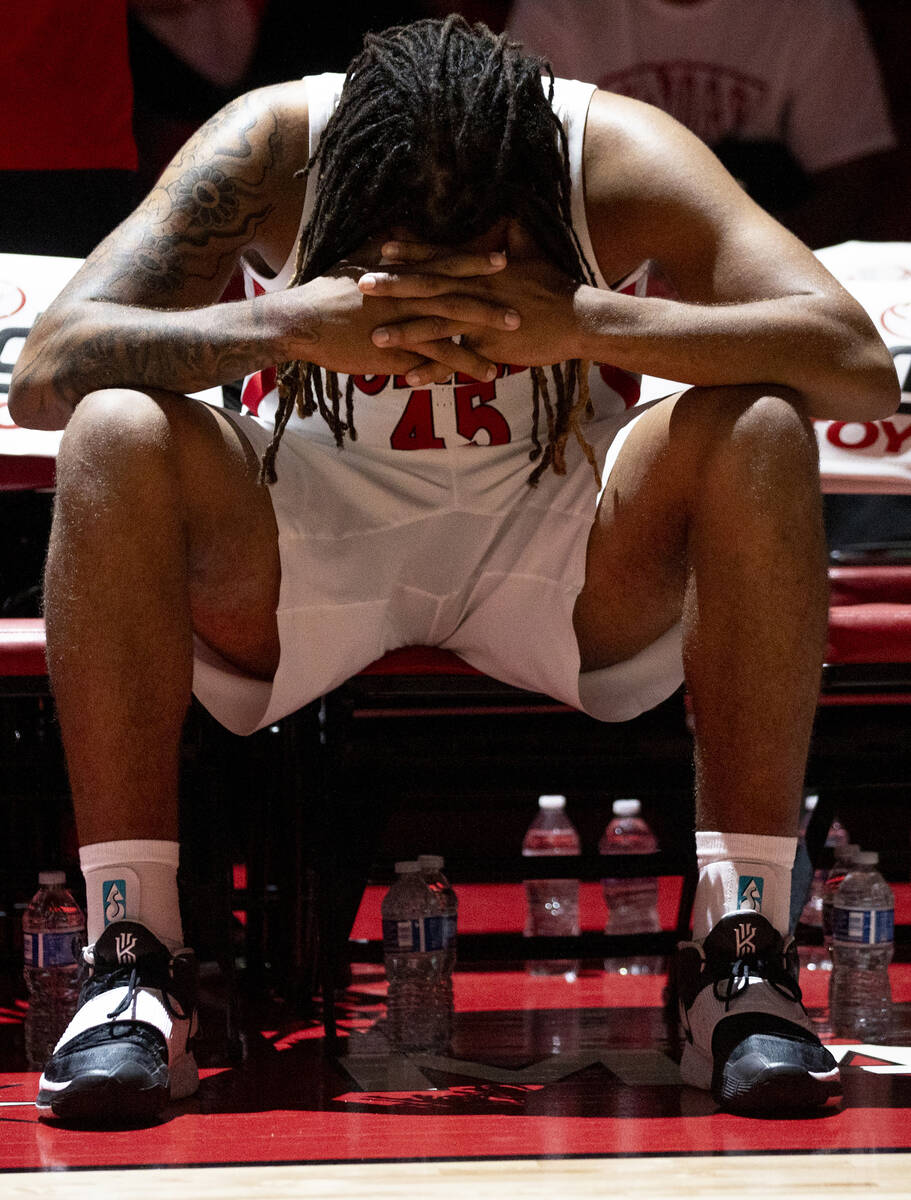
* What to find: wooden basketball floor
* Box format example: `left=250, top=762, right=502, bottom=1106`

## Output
left=3, top=883, right=911, bottom=1198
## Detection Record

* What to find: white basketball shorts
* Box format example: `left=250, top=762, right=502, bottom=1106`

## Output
left=191, top=403, right=684, bottom=734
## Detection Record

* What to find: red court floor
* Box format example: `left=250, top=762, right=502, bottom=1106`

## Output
left=2, top=884, right=911, bottom=1174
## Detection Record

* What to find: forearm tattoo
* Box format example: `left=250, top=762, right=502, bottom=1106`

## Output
left=17, top=94, right=294, bottom=411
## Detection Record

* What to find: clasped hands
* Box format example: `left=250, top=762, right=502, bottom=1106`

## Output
left=306, top=232, right=585, bottom=386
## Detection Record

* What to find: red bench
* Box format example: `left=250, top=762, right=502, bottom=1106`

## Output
left=8, top=567, right=909, bottom=689
left=0, top=617, right=47, bottom=683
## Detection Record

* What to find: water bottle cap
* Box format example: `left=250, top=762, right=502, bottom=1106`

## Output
left=394, top=860, right=422, bottom=873
left=854, top=850, right=879, bottom=866
left=612, top=798, right=641, bottom=816
left=38, top=870, right=66, bottom=886
left=418, top=855, right=444, bottom=871
left=839, top=843, right=861, bottom=860
left=803, top=794, right=819, bottom=811
left=538, top=794, right=566, bottom=809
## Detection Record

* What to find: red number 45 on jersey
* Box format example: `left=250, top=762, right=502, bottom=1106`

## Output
left=390, top=380, right=512, bottom=450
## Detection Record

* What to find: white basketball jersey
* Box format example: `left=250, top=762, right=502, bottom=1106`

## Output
left=239, top=73, right=649, bottom=462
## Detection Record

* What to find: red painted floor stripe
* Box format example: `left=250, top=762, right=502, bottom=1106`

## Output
left=2, top=895, right=911, bottom=1172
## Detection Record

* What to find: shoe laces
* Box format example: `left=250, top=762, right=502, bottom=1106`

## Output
left=80, top=946, right=187, bottom=1021
left=713, top=950, right=802, bottom=1011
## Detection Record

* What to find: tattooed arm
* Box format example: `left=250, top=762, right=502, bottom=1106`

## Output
left=9, top=84, right=311, bottom=429
left=9, top=80, right=517, bottom=430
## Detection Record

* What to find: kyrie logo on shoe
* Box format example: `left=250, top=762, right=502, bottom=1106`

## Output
left=115, top=931, right=138, bottom=963
left=737, top=875, right=764, bottom=912
left=103, top=879, right=127, bottom=925
left=734, top=921, right=757, bottom=956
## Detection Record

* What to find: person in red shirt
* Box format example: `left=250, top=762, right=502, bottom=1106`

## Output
left=1, top=1, right=138, bottom=257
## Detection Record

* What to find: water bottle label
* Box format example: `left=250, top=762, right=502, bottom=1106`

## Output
left=832, top=906, right=894, bottom=946
left=382, top=915, right=456, bottom=953
left=23, top=930, right=83, bottom=968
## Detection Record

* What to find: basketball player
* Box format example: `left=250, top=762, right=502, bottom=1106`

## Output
left=9, top=16, right=898, bottom=1122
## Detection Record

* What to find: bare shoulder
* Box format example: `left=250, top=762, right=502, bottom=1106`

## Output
left=581, top=91, right=746, bottom=279
left=581, top=89, right=840, bottom=302
left=58, top=80, right=312, bottom=309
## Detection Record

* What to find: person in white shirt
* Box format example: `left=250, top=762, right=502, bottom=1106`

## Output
left=508, top=0, right=897, bottom=247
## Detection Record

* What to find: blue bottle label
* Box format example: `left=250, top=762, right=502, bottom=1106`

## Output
left=832, top=906, right=894, bottom=945
left=23, top=930, right=83, bottom=967
left=382, top=915, right=456, bottom=952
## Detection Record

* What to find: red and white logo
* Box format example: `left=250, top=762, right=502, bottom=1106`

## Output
left=0, top=280, right=26, bottom=320
left=881, top=303, right=911, bottom=340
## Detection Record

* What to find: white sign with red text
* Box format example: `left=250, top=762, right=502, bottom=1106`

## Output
left=0, top=252, right=222, bottom=465
left=0, top=253, right=79, bottom=458
left=813, top=242, right=911, bottom=494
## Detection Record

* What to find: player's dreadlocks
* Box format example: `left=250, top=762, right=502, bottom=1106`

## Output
left=261, top=14, right=599, bottom=487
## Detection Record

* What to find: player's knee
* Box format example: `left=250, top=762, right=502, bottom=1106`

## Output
left=56, top=388, right=181, bottom=498
left=731, top=387, right=814, bottom=441
left=675, top=384, right=819, bottom=482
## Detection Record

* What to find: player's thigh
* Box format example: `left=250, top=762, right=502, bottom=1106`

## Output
left=59, top=388, right=280, bottom=675
left=573, top=383, right=821, bottom=671
left=573, top=389, right=695, bottom=671
left=168, top=398, right=280, bottom=674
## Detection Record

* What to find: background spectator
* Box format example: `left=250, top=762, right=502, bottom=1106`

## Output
left=507, top=0, right=899, bottom=248
left=0, top=0, right=138, bottom=257
left=129, top=0, right=269, bottom=193
left=855, top=0, right=911, bottom=241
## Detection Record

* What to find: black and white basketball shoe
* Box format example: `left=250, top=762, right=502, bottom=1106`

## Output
left=676, top=910, right=841, bottom=1114
left=35, top=920, right=198, bottom=1123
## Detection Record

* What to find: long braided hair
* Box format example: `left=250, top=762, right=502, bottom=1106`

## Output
left=261, top=15, right=599, bottom=487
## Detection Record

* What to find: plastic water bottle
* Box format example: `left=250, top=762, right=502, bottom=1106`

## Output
left=22, top=871, right=86, bottom=1069
left=599, top=799, right=662, bottom=975
left=821, top=843, right=860, bottom=965
left=418, top=854, right=458, bottom=1025
left=830, top=851, right=894, bottom=1042
left=798, top=795, right=850, bottom=931
left=418, top=854, right=458, bottom=940
left=382, top=860, right=455, bottom=1051
left=522, top=795, right=580, bottom=979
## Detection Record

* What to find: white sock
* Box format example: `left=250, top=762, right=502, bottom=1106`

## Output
left=693, top=831, right=797, bottom=939
left=79, top=839, right=184, bottom=953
